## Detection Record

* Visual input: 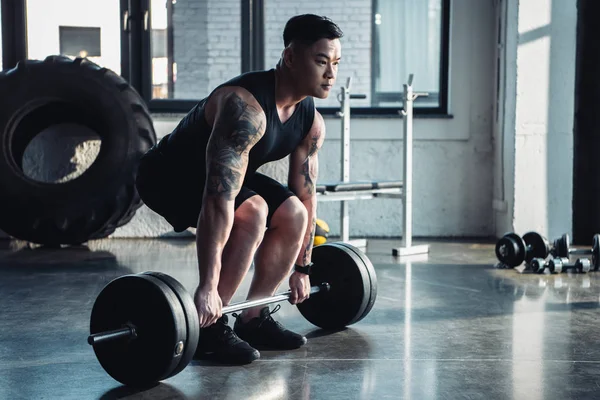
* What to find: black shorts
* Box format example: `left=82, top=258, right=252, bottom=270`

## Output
left=135, top=146, right=295, bottom=232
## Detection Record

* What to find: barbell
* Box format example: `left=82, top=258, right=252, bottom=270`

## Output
left=88, top=242, right=377, bottom=387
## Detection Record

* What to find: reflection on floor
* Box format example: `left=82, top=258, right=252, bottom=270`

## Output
left=1, top=237, right=600, bottom=399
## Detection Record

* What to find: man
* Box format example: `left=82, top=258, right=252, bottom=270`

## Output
left=135, top=14, right=343, bottom=364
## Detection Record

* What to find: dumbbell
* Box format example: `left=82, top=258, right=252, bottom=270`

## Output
left=87, top=242, right=377, bottom=387
left=495, top=232, right=549, bottom=267
left=530, top=257, right=591, bottom=274
left=551, top=233, right=600, bottom=270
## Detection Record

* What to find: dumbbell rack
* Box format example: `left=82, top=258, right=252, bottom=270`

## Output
left=316, top=75, right=429, bottom=257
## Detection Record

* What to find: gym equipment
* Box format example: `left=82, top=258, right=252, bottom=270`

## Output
left=316, top=75, right=428, bottom=257
left=89, top=273, right=190, bottom=387
left=549, top=257, right=591, bottom=274
left=297, top=242, right=377, bottom=328
left=0, top=55, right=156, bottom=245
left=529, top=257, right=547, bottom=273
left=495, top=231, right=549, bottom=267
left=314, top=218, right=330, bottom=246
left=335, top=241, right=378, bottom=321
left=88, top=242, right=377, bottom=387
left=530, top=257, right=591, bottom=274
left=552, top=233, right=600, bottom=270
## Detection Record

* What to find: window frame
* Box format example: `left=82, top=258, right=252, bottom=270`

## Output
left=369, top=0, right=450, bottom=116
left=1, top=0, right=450, bottom=117
left=1, top=0, right=28, bottom=71
left=142, top=0, right=451, bottom=116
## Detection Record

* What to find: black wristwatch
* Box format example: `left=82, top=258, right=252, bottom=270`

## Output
left=294, top=262, right=314, bottom=275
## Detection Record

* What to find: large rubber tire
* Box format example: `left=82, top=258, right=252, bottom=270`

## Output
left=0, top=55, right=156, bottom=245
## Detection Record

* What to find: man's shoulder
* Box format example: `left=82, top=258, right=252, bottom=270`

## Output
left=217, top=69, right=275, bottom=91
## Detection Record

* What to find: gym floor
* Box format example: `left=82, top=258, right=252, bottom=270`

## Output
left=1, top=238, right=600, bottom=399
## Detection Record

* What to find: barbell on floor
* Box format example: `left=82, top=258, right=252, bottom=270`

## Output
left=87, top=282, right=331, bottom=347
left=87, top=242, right=378, bottom=387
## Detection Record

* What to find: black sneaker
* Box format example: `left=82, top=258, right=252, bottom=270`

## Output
left=233, top=305, right=307, bottom=350
left=194, top=314, right=260, bottom=365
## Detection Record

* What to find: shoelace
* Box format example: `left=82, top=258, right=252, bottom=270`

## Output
left=214, top=318, right=240, bottom=345
left=257, top=304, right=284, bottom=330
left=232, top=304, right=284, bottom=328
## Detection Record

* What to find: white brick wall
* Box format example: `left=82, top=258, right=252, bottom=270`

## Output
left=172, top=0, right=209, bottom=98
left=207, top=1, right=241, bottom=89
left=172, top=0, right=240, bottom=99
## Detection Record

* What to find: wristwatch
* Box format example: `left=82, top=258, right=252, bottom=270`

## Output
left=294, top=262, right=314, bottom=275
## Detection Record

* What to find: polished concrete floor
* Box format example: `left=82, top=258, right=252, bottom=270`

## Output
left=1, top=237, right=600, bottom=399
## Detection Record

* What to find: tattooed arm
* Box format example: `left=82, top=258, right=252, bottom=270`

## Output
left=288, top=111, right=326, bottom=268
left=195, top=89, right=266, bottom=324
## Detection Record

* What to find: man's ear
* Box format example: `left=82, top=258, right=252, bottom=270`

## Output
left=283, top=45, right=295, bottom=69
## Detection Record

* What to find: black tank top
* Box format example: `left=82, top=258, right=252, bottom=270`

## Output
left=157, top=69, right=315, bottom=177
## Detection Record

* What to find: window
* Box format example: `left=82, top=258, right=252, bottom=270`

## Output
left=141, top=0, right=448, bottom=114
left=149, top=0, right=242, bottom=100
left=26, top=0, right=121, bottom=75
left=264, top=0, right=449, bottom=112
left=150, top=0, right=170, bottom=99
left=59, top=26, right=101, bottom=58
left=372, top=0, right=446, bottom=109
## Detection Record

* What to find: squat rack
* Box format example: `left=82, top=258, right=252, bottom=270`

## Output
left=316, top=74, right=429, bottom=257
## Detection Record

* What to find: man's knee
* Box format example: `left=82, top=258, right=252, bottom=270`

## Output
left=271, top=197, right=308, bottom=234
left=234, top=195, right=269, bottom=237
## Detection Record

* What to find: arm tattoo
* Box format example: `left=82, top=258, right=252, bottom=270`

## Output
left=308, top=134, right=319, bottom=157
left=206, top=94, right=264, bottom=199
left=302, top=217, right=317, bottom=265
left=300, top=160, right=313, bottom=195
left=299, top=134, right=319, bottom=195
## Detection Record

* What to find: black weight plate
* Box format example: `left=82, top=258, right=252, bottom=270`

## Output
left=297, top=243, right=371, bottom=329
left=495, top=233, right=526, bottom=267
left=592, top=234, right=600, bottom=271
left=142, top=272, right=199, bottom=380
left=90, top=274, right=187, bottom=387
left=335, top=242, right=377, bottom=322
left=556, top=233, right=570, bottom=258
left=335, top=242, right=378, bottom=323
left=522, top=231, right=549, bottom=262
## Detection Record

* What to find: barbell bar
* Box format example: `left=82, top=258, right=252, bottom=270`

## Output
left=87, top=283, right=330, bottom=346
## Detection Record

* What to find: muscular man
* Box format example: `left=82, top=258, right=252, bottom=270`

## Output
left=135, top=14, right=342, bottom=364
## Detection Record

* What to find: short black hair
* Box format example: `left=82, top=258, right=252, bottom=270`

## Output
left=283, top=14, right=343, bottom=48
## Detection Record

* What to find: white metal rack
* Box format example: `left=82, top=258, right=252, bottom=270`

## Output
left=316, top=74, right=429, bottom=257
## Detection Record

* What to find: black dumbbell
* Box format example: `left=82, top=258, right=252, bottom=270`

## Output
left=552, top=233, right=600, bottom=270
left=531, top=257, right=591, bottom=274
left=495, top=232, right=550, bottom=267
